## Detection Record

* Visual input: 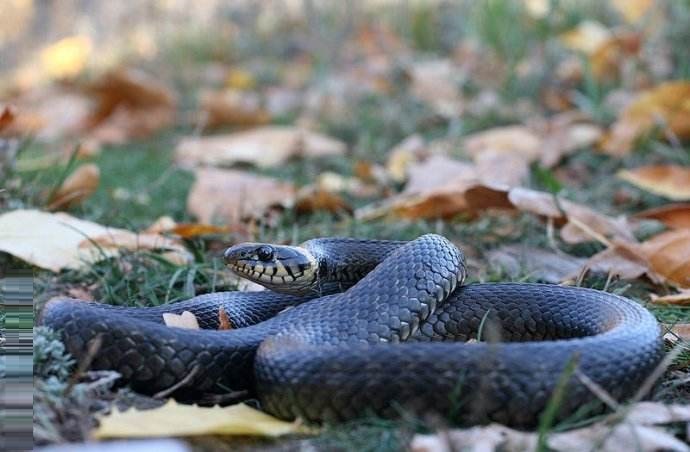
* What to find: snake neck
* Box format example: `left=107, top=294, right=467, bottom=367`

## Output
left=303, top=238, right=407, bottom=296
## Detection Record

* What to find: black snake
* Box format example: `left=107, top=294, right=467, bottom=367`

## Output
left=40, top=234, right=663, bottom=427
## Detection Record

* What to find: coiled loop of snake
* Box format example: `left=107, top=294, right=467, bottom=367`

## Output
left=40, top=234, right=663, bottom=427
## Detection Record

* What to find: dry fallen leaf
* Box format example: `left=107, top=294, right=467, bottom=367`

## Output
left=666, top=323, right=690, bottom=341
left=0, top=209, right=191, bottom=272
left=40, top=35, right=92, bottom=79
left=635, top=203, right=690, bottom=229
left=175, top=126, right=346, bottom=168
left=618, top=165, right=690, bottom=201
left=582, top=228, right=690, bottom=287
left=94, top=400, right=306, bottom=439
left=533, top=112, right=603, bottom=168
left=218, top=308, right=233, bottom=330
left=651, top=290, right=690, bottom=305
left=407, top=59, right=463, bottom=117
left=47, top=163, right=100, bottom=210
left=559, top=20, right=611, bottom=54
left=199, top=89, right=270, bottom=129
left=84, top=68, right=177, bottom=143
left=294, top=187, right=352, bottom=216
left=411, top=402, right=690, bottom=452
left=0, top=104, right=17, bottom=132
left=80, top=231, right=191, bottom=266
left=640, top=228, right=690, bottom=288
left=601, top=81, right=690, bottom=156
left=463, top=125, right=543, bottom=187
left=386, top=134, right=427, bottom=183
left=186, top=168, right=294, bottom=224
left=611, top=0, right=654, bottom=23
left=487, top=245, right=586, bottom=283
left=162, top=311, right=200, bottom=330
left=507, top=187, right=635, bottom=245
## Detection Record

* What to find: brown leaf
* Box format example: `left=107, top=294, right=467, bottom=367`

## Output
left=385, top=134, right=427, bottom=183
left=463, top=126, right=543, bottom=187
left=294, top=187, right=352, bottom=216
left=601, top=81, right=690, bottom=155
left=199, top=89, right=270, bottom=129
left=666, top=323, right=690, bottom=341
left=47, top=163, right=100, bottom=210
left=84, top=68, right=177, bottom=143
left=635, top=203, right=690, bottom=229
left=618, top=165, right=690, bottom=201
left=0, top=104, right=17, bottom=132
left=186, top=168, right=294, bottom=224
left=651, top=290, right=690, bottom=305
left=508, top=187, right=635, bottom=244
left=640, top=229, right=690, bottom=287
left=162, top=311, right=200, bottom=330
left=486, top=245, right=586, bottom=283
left=534, top=112, right=603, bottom=168
left=175, top=126, right=345, bottom=168
left=581, top=243, right=650, bottom=280
left=218, top=308, right=233, bottom=330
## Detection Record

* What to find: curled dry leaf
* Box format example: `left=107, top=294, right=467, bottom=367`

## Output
left=47, top=163, right=100, bottom=210
left=582, top=228, right=690, bottom=287
left=640, top=228, right=690, bottom=288
left=186, top=168, right=294, bottom=224
left=651, top=289, right=690, bottom=306
left=94, top=400, right=306, bottom=439
left=601, top=81, right=690, bottom=156
left=508, top=187, right=635, bottom=245
left=0, top=104, right=17, bottom=132
left=199, top=89, right=270, bottom=129
left=294, top=187, right=352, bottom=216
left=635, top=203, right=690, bottom=229
left=218, top=308, right=233, bottom=330
left=386, top=134, right=427, bottom=182
left=175, top=126, right=346, bottom=168
left=162, top=311, right=200, bottom=330
left=0, top=210, right=190, bottom=271
left=84, top=68, right=177, bottom=143
left=618, top=165, right=690, bottom=201
left=411, top=402, right=690, bottom=452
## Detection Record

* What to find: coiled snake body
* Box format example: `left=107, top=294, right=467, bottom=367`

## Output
left=40, top=235, right=663, bottom=427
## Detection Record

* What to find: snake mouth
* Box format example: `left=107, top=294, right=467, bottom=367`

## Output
left=224, top=243, right=317, bottom=293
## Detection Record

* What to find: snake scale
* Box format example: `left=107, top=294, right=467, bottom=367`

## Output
left=40, top=234, right=663, bottom=427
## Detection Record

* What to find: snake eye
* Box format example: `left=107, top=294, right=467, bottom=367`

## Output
left=256, top=246, right=274, bottom=262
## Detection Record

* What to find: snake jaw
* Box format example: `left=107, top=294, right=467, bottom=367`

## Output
left=224, top=243, right=318, bottom=295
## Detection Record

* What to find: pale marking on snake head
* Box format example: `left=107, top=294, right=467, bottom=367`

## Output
left=223, top=242, right=318, bottom=295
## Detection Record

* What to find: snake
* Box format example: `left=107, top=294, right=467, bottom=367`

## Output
left=40, top=234, right=664, bottom=427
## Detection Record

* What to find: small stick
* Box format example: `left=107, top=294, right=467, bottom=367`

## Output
left=154, top=365, right=200, bottom=399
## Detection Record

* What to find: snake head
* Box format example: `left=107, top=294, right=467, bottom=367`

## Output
left=223, top=242, right=318, bottom=295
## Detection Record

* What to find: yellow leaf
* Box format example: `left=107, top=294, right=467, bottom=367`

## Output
left=40, top=36, right=92, bottom=79
left=618, top=165, right=690, bottom=200
left=94, top=400, right=307, bottom=439
left=226, top=69, right=256, bottom=91
left=601, top=81, right=690, bottom=155
left=559, top=21, right=611, bottom=54
left=0, top=210, right=191, bottom=272
left=162, top=311, right=200, bottom=330
left=611, top=0, right=653, bottom=23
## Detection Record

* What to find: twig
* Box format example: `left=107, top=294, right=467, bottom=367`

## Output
left=575, top=369, right=619, bottom=411
left=153, top=364, right=200, bottom=399
left=65, top=334, right=103, bottom=396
